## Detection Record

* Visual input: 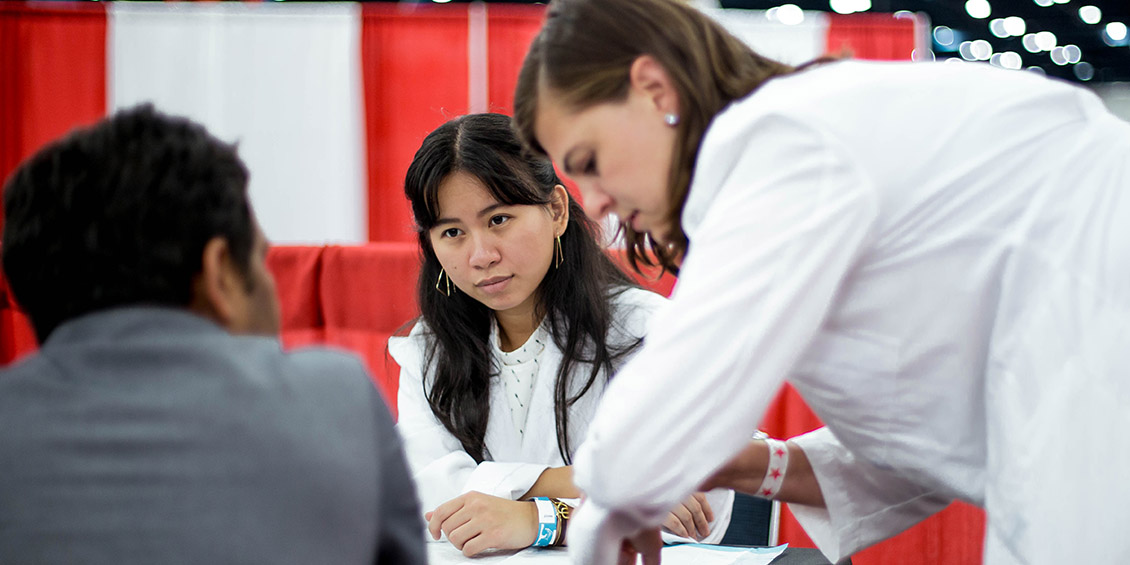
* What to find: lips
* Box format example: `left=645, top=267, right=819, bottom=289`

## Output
left=476, top=275, right=513, bottom=294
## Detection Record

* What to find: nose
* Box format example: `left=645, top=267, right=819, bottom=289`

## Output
left=578, top=182, right=615, bottom=220
left=468, top=233, right=500, bottom=269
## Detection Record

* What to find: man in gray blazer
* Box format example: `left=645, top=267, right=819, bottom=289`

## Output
left=0, top=104, right=425, bottom=564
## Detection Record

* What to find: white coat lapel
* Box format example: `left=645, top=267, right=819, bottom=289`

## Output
left=519, top=340, right=565, bottom=464
left=483, top=365, right=523, bottom=462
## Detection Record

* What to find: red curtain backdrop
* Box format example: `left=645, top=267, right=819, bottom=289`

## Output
left=0, top=3, right=106, bottom=233
left=827, top=13, right=918, bottom=60
left=360, top=3, right=546, bottom=243
left=485, top=4, right=545, bottom=115
left=362, top=4, right=472, bottom=243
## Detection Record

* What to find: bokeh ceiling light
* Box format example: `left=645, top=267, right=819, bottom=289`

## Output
left=1105, top=21, right=1128, bottom=42
left=1078, top=5, right=1102, bottom=24
left=966, top=0, right=992, bottom=19
left=1035, top=30, right=1058, bottom=51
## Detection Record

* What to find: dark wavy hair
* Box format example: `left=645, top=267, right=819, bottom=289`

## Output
left=403, top=113, right=641, bottom=464
left=2, top=104, right=254, bottom=343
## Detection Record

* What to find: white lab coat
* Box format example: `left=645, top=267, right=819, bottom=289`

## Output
left=390, top=287, right=734, bottom=544
left=570, top=60, right=1130, bottom=564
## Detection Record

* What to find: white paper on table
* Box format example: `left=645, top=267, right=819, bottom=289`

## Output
left=661, top=543, right=788, bottom=565
left=426, top=541, right=786, bottom=565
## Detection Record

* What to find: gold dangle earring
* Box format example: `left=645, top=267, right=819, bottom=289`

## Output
left=554, top=235, right=564, bottom=269
left=435, top=268, right=452, bottom=297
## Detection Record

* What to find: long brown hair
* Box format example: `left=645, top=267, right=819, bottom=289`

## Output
left=513, top=0, right=796, bottom=273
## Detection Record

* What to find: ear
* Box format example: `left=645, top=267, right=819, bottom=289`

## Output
left=189, top=236, right=246, bottom=331
left=628, top=54, right=680, bottom=116
left=550, top=184, right=571, bottom=236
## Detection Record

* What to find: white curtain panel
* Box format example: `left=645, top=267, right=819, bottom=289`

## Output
left=109, top=2, right=366, bottom=244
left=703, top=8, right=830, bottom=66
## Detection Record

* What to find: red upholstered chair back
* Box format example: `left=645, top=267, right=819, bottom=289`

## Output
left=320, top=243, right=420, bottom=417
left=0, top=266, right=38, bottom=366
left=265, top=245, right=326, bottom=348
left=266, top=243, right=422, bottom=420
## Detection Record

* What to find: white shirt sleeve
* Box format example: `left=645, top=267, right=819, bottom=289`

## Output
left=788, top=428, right=950, bottom=563
left=569, top=114, right=881, bottom=563
left=391, top=330, right=549, bottom=513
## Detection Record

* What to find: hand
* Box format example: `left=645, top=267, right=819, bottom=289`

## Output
left=425, top=491, right=538, bottom=557
left=661, top=492, right=713, bottom=541
left=619, top=527, right=663, bottom=565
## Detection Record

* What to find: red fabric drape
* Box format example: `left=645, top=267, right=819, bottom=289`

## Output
left=486, top=4, right=545, bottom=115
left=826, top=13, right=917, bottom=60
left=855, top=501, right=985, bottom=564
left=361, top=4, right=472, bottom=243
left=361, top=4, right=548, bottom=242
left=0, top=3, right=106, bottom=232
left=0, top=3, right=104, bottom=365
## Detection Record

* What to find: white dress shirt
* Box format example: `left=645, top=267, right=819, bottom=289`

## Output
left=569, top=60, right=1130, bottom=565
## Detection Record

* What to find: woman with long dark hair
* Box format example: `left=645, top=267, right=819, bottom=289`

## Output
left=390, top=113, right=733, bottom=556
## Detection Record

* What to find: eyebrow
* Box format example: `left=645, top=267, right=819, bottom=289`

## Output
left=433, top=202, right=510, bottom=227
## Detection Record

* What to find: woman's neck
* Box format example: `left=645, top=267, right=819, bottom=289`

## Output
left=495, top=309, right=542, bottom=353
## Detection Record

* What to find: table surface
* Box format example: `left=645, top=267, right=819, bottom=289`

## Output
left=425, top=542, right=836, bottom=565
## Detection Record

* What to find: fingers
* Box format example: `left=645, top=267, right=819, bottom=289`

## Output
left=460, top=533, right=492, bottom=558
left=690, top=493, right=712, bottom=539
left=668, top=493, right=713, bottom=541
left=694, top=492, right=715, bottom=523
left=669, top=503, right=697, bottom=540
left=662, top=511, right=691, bottom=538
left=448, top=520, right=485, bottom=557
left=426, top=505, right=449, bottom=540
left=427, top=496, right=470, bottom=542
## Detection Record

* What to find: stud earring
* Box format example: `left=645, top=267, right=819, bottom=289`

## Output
left=435, top=268, right=452, bottom=296
left=664, top=113, right=680, bottom=127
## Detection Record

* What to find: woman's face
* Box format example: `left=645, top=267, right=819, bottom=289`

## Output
left=429, top=171, right=567, bottom=319
left=533, top=59, right=679, bottom=243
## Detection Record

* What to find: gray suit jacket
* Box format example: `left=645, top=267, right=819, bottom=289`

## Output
left=0, top=307, right=425, bottom=564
